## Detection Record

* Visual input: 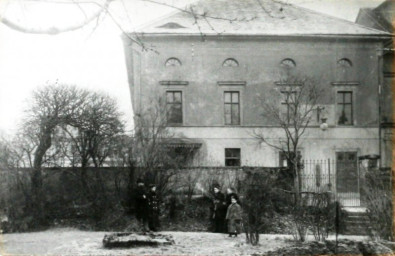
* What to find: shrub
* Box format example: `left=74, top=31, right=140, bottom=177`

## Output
left=241, top=169, right=279, bottom=245
left=363, top=169, right=392, bottom=240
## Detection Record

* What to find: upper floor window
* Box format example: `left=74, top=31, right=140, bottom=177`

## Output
left=166, top=91, right=183, bottom=124
left=280, top=58, right=296, bottom=69
left=222, top=58, right=239, bottom=67
left=337, top=58, right=352, bottom=68
left=281, top=90, right=297, bottom=124
left=337, top=91, right=353, bottom=125
left=224, top=91, right=240, bottom=125
left=165, top=58, right=182, bottom=67
left=225, top=148, right=241, bottom=166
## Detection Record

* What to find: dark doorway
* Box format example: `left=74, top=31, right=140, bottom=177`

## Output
left=336, top=152, right=358, bottom=193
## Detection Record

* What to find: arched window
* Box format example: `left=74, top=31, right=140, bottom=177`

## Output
left=280, top=58, right=296, bottom=69
left=165, top=58, right=182, bottom=67
left=222, top=58, right=239, bottom=67
left=337, top=58, right=352, bottom=68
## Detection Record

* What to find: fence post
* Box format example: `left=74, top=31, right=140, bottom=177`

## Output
left=328, top=159, right=331, bottom=192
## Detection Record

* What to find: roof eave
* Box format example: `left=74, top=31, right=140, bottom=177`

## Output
left=128, top=32, right=393, bottom=40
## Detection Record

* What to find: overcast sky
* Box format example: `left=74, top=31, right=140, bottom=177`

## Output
left=0, top=0, right=384, bottom=136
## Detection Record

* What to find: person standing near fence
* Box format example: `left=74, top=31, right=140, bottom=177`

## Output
left=212, top=184, right=227, bottom=233
left=147, top=184, right=160, bottom=232
left=135, top=178, right=149, bottom=232
left=226, top=195, right=242, bottom=237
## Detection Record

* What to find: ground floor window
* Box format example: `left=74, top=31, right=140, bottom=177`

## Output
left=225, top=148, right=240, bottom=166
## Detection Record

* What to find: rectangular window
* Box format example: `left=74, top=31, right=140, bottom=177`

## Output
left=281, top=91, right=297, bottom=123
left=225, top=148, right=241, bottom=166
left=337, top=91, right=353, bottom=125
left=224, top=92, right=240, bottom=125
left=166, top=91, right=183, bottom=124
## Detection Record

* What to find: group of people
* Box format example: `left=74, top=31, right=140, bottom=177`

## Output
left=135, top=178, right=160, bottom=232
left=134, top=179, right=242, bottom=237
left=211, top=185, right=242, bottom=237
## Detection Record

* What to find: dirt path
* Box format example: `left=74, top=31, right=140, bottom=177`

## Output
left=0, top=228, right=369, bottom=256
left=0, top=228, right=290, bottom=255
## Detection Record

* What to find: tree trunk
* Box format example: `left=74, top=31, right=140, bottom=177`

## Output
left=31, top=129, right=52, bottom=225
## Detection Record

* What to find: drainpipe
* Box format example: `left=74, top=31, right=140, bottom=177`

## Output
left=377, top=47, right=383, bottom=169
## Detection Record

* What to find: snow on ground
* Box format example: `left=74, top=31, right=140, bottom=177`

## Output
left=0, top=228, right=369, bottom=256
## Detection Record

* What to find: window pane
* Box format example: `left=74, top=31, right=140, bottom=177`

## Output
left=225, top=148, right=240, bottom=158
left=168, top=104, right=182, bottom=123
left=174, top=92, right=182, bottom=103
left=224, top=104, right=231, bottom=114
left=232, top=92, right=239, bottom=103
left=231, top=104, right=240, bottom=124
left=166, top=92, right=173, bottom=103
left=344, top=92, right=352, bottom=103
left=224, top=92, right=231, bottom=103
left=344, top=105, right=352, bottom=124
left=226, top=159, right=240, bottom=166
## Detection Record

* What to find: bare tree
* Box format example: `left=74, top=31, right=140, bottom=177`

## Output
left=24, top=83, right=88, bottom=221
left=253, top=75, right=323, bottom=204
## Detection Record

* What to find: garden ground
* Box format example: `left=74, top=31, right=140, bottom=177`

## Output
left=0, top=228, right=369, bottom=256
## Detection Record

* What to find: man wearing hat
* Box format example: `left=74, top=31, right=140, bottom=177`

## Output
left=135, top=178, right=149, bottom=231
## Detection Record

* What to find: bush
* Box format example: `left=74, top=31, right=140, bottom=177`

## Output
left=363, top=170, right=392, bottom=240
left=241, top=169, right=279, bottom=245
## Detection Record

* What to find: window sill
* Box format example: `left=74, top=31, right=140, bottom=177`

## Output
left=331, top=81, right=359, bottom=86
left=160, top=81, right=188, bottom=86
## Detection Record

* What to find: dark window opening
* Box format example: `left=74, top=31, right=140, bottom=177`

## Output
left=225, top=148, right=241, bottom=166
left=224, top=91, right=240, bottom=125
left=166, top=91, right=183, bottom=124
left=337, top=91, right=353, bottom=125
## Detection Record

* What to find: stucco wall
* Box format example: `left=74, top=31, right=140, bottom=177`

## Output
left=123, top=35, right=383, bottom=166
left=170, top=127, right=379, bottom=166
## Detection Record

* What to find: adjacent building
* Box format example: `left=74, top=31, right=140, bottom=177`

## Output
left=356, top=0, right=394, bottom=168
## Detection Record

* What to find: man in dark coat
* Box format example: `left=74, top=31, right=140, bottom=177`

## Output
left=211, top=184, right=227, bottom=233
left=147, top=184, right=160, bottom=232
left=135, top=178, right=149, bottom=231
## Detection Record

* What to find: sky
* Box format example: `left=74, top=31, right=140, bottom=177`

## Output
left=0, top=0, right=385, bottom=136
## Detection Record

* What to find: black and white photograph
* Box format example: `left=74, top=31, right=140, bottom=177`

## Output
left=0, top=0, right=393, bottom=255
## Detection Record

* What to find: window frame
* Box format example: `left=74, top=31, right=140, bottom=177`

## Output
left=222, top=58, right=239, bottom=67
left=165, top=57, right=182, bottom=67
left=225, top=148, right=241, bottom=167
left=280, top=58, right=296, bottom=69
left=336, top=90, right=354, bottom=126
left=166, top=90, right=183, bottom=125
left=224, top=91, right=241, bottom=125
left=280, top=90, right=298, bottom=124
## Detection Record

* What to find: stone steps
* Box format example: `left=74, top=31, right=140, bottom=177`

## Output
left=341, top=209, right=371, bottom=235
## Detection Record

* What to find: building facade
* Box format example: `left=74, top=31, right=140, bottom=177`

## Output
left=123, top=0, right=390, bottom=170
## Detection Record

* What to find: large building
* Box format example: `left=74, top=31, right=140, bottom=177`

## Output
left=122, top=0, right=391, bottom=204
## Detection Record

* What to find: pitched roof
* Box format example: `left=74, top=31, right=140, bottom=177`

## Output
left=356, top=0, right=393, bottom=33
left=136, top=0, right=390, bottom=36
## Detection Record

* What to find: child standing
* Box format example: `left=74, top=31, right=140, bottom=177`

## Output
left=225, top=195, right=242, bottom=237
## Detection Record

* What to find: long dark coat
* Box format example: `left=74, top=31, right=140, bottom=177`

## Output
left=147, top=190, right=160, bottom=231
left=135, top=185, right=148, bottom=221
left=226, top=203, right=242, bottom=234
left=211, top=191, right=227, bottom=233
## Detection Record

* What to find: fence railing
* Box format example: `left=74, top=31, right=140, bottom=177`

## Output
left=300, top=159, right=368, bottom=207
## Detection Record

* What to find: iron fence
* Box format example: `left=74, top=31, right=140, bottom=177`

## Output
left=300, top=159, right=362, bottom=207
